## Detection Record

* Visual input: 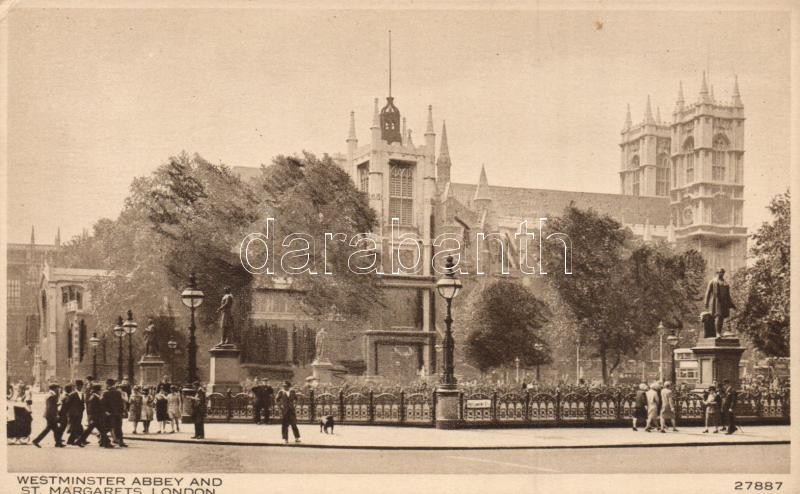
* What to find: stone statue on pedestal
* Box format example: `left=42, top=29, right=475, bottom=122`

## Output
left=143, top=319, right=157, bottom=355
left=314, top=327, right=328, bottom=361
left=216, top=286, right=235, bottom=346
left=704, top=268, right=737, bottom=337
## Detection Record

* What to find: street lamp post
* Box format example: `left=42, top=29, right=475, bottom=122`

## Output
left=167, top=339, right=178, bottom=383
left=434, top=256, right=463, bottom=429
left=666, top=332, right=680, bottom=384
left=180, top=273, right=205, bottom=385
left=113, top=316, right=124, bottom=381
left=514, top=357, right=520, bottom=384
left=436, top=256, right=463, bottom=390
left=89, top=332, right=101, bottom=379
left=533, top=342, right=544, bottom=381
left=123, top=310, right=138, bottom=385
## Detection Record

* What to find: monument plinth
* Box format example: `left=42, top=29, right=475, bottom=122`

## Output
left=691, top=336, right=745, bottom=390
left=311, top=359, right=335, bottom=384
left=208, top=344, right=242, bottom=394
left=138, top=354, right=166, bottom=387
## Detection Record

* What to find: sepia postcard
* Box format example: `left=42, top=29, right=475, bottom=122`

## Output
left=1, top=1, right=798, bottom=493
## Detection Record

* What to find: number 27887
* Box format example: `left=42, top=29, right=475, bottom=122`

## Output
left=734, top=481, right=782, bottom=491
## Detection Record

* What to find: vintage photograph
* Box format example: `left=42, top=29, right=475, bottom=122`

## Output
left=2, top=1, right=795, bottom=492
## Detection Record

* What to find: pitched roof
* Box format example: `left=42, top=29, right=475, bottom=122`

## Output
left=448, top=182, right=670, bottom=225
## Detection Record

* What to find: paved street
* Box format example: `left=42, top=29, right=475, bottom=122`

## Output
left=6, top=441, right=789, bottom=474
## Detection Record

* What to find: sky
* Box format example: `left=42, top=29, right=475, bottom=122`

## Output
left=5, top=7, right=791, bottom=244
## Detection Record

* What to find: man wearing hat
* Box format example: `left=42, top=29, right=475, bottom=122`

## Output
left=189, top=382, right=207, bottom=439
left=705, top=268, right=737, bottom=337
left=32, top=384, right=65, bottom=447
left=275, top=381, right=301, bottom=444
left=77, top=384, right=112, bottom=448
left=101, top=379, right=128, bottom=447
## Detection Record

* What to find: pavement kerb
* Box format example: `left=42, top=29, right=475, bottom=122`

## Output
left=124, top=436, right=791, bottom=451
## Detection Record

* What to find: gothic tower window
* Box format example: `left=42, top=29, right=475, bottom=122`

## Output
left=632, top=170, right=640, bottom=196
left=712, top=134, right=729, bottom=182
left=358, top=163, right=369, bottom=192
left=630, top=155, right=640, bottom=169
left=389, top=163, right=414, bottom=225
left=656, top=153, right=670, bottom=196
left=683, top=137, right=695, bottom=183
left=7, top=278, right=20, bottom=307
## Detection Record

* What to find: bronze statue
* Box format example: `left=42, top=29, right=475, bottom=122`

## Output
left=143, top=319, right=157, bottom=355
left=704, top=268, right=737, bottom=337
left=216, top=286, right=235, bottom=345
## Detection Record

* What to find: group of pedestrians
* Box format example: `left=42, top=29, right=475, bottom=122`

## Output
left=248, top=379, right=301, bottom=444
left=631, top=379, right=739, bottom=434
left=18, top=375, right=210, bottom=448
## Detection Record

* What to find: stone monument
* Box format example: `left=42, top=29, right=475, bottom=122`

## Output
left=208, top=287, right=242, bottom=393
left=310, top=327, right=335, bottom=383
left=690, top=268, right=744, bottom=389
left=138, top=319, right=166, bottom=387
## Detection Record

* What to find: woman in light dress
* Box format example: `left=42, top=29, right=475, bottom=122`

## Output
left=703, top=385, right=721, bottom=433
left=141, top=387, right=155, bottom=433
left=167, top=385, right=182, bottom=433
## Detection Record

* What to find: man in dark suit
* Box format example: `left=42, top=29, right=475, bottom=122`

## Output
left=721, top=379, right=738, bottom=434
left=190, top=382, right=207, bottom=439
left=32, top=384, right=65, bottom=447
left=101, top=379, right=128, bottom=447
left=65, top=381, right=86, bottom=445
left=77, top=383, right=112, bottom=448
left=252, top=379, right=274, bottom=424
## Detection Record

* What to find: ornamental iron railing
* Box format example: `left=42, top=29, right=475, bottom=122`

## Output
left=203, top=387, right=788, bottom=427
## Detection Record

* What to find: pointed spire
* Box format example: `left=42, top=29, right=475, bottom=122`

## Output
left=644, top=95, right=654, bottom=124
left=710, top=84, right=715, bottom=102
left=402, top=117, right=407, bottom=144
left=473, top=164, right=491, bottom=204
left=699, top=71, right=710, bottom=102
left=425, top=104, right=434, bottom=135
left=347, top=111, right=357, bottom=141
left=371, top=98, right=379, bottom=128
left=732, top=74, right=743, bottom=107
left=675, top=80, right=685, bottom=111
left=623, top=103, right=632, bottom=129
left=30, top=226, right=35, bottom=244
left=439, top=121, right=450, bottom=160
left=406, top=128, right=414, bottom=147
left=55, top=227, right=61, bottom=247
left=656, top=106, right=661, bottom=124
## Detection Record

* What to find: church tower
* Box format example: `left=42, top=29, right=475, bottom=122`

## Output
left=669, top=73, right=746, bottom=276
left=342, top=32, right=438, bottom=380
left=619, top=96, right=671, bottom=197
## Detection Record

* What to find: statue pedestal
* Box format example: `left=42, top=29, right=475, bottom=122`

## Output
left=208, top=344, right=242, bottom=394
left=691, top=337, right=745, bottom=390
left=138, top=355, right=166, bottom=388
left=311, top=359, right=335, bottom=384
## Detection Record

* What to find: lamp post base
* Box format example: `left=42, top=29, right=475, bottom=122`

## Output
left=434, top=387, right=461, bottom=429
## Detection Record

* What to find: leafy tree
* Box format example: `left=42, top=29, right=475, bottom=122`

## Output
left=546, top=205, right=706, bottom=383
left=464, top=279, right=551, bottom=373
left=734, top=191, right=790, bottom=357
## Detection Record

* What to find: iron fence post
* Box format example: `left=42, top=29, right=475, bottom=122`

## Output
left=432, top=390, right=438, bottom=425
left=226, top=389, right=233, bottom=422
left=339, top=390, right=345, bottom=422
left=524, top=390, right=530, bottom=423
left=555, top=390, right=561, bottom=425
left=369, top=391, right=375, bottom=423
left=586, top=392, right=592, bottom=423
left=491, top=392, right=498, bottom=423
left=458, top=391, right=463, bottom=421
left=614, top=392, right=622, bottom=421
left=399, top=391, right=405, bottom=424
left=310, top=390, right=316, bottom=423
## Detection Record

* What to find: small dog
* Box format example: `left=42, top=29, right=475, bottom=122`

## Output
left=319, top=415, right=334, bottom=434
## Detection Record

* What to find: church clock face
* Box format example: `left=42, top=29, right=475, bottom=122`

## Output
left=683, top=207, right=693, bottom=225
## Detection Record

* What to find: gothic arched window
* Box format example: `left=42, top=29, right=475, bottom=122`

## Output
left=656, top=153, right=670, bottom=196
left=389, top=163, right=414, bottom=225
left=683, top=137, right=695, bottom=183
left=630, top=155, right=640, bottom=169
left=712, top=134, right=729, bottom=182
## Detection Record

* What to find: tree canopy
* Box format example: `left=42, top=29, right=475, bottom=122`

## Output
left=545, top=205, right=706, bottom=382
left=734, top=191, right=790, bottom=357
left=463, top=279, right=551, bottom=373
